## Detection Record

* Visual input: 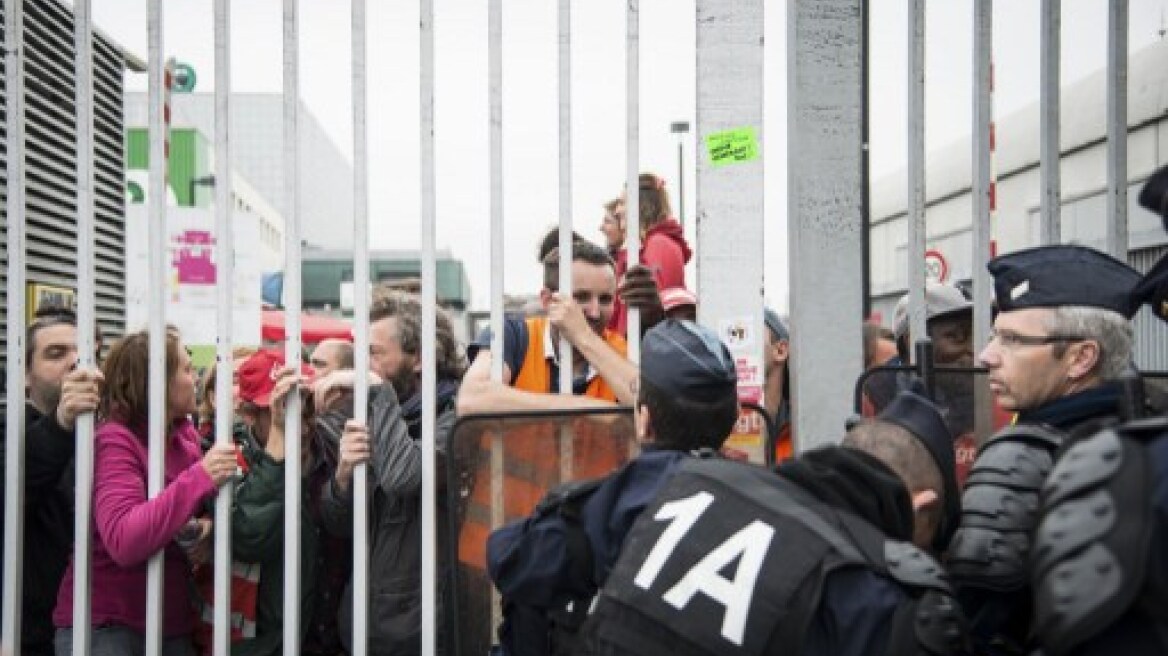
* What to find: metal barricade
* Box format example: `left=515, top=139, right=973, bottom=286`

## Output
left=446, top=408, right=637, bottom=656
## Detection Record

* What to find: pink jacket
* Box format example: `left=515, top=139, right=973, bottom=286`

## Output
left=54, top=418, right=216, bottom=637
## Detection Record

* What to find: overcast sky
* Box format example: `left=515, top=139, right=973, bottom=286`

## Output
left=91, top=0, right=1168, bottom=312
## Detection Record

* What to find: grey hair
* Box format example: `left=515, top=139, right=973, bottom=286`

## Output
left=1044, top=305, right=1132, bottom=380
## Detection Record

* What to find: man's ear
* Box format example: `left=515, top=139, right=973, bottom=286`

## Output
left=1066, top=339, right=1101, bottom=381
left=773, top=339, right=790, bottom=366
left=539, top=287, right=554, bottom=309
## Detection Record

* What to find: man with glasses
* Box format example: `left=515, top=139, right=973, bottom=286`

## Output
left=946, top=244, right=1143, bottom=655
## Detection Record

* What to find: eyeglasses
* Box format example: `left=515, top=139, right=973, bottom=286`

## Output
left=988, top=329, right=1086, bottom=349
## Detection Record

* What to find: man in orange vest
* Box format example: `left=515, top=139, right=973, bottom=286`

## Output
left=458, top=240, right=638, bottom=413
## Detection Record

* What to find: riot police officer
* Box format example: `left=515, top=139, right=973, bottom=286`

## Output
left=1026, top=164, right=1168, bottom=656
left=487, top=319, right=740, bottom=656
left=946, top=241, right=1144, bottom=653
left=579, top=391, right=970, bottom=656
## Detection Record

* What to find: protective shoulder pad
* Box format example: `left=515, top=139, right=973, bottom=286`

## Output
left=947, top=423, right=1064, bottom=592
left=1032, top=426, right=1156, bottom=656
left=534, top=476, right=607, bottom=519
left=962, top=423, right=1064, bottom=488
left=883, top=541, right=951, bottom=594
left=884, top=588, right=971, bottom=656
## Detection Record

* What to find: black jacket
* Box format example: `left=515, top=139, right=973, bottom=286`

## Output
left=319, top=381, right=458, bottom=656
left=0, top=402, right=77, bottom=656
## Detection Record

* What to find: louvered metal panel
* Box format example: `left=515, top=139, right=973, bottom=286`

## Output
left=1, top=0, right=128, bottom=365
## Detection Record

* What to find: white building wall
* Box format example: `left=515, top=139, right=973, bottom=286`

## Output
left=127, top=92, right=355, bottom=252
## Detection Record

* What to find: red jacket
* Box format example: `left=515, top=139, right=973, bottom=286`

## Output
left=608, top=217, right=692, bottom=335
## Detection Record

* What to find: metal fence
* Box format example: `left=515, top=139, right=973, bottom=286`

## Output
left=1, top=1, right=1149, bottom=655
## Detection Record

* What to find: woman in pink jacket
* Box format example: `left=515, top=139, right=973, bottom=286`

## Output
left=53, top=329, right=238, bottom=655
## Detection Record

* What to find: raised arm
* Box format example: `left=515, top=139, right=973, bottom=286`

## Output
left=456, top=349, right=620, bottom=416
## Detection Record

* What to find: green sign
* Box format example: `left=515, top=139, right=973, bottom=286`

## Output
left=705, top=127, right=759, bottom=167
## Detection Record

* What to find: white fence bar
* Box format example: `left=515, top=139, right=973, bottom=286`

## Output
left=1, top=0, right=28, bottom=650
left=625, top=0, right=640, bottom=360
left=146, top=1, right=169, bottom=653
left=72, top=0, right=97, bottom=652
left=420, top=0, right=438, bottom=654
left=557, top=0, right=573, bottom=395
left=1105, top=0, right=1128, bottom=258
left=350, top=0, right=372, bottom=653
left=212, top=1, right=235, bottom=653
left=972, top=0, right=994, bottom=435
left=487, top=0, right=506, bottom=637
left=282, top=0, right=304, bottom=652
left=488, top=0, right=503, bottom=383
left=1039, top=0, right=1060, bottom=245
left=787, top=0, right=864, bottom=450
left=906, top=0, right=926, bottom=347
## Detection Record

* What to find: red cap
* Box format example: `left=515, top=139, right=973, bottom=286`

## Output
left=660, top=287, right=698, bottom=312
left=237, top=349, right=313, bottom=407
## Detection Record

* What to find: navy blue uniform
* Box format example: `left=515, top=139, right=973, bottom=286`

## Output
left=487, top=450, right=691, bottom=656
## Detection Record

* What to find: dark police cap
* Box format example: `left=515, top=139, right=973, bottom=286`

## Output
left=1131, top=167, right=1168, bottom=322
left=879, top=391, right=960, bottom=552
left=641, top=319, right=737, bottom=403
left=987, top=245, right=1141, bottom=318
left=1131, top=254, right=1168, bottom=322
left=1138, top=163, right=1168, bottom=224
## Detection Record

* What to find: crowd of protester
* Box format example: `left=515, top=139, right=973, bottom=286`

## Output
left=2, top=166, right=1168, bottom=655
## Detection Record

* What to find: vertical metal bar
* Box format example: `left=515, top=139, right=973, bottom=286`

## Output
left=972, top=0, right=994, bottom=437
left=419, top=1, right=438, bottom=654
left=488, top=0, right=503, bottom=385
left=487, top=0, right=506, bottom=637
left=557, top=0, right=573, bottom=397
left=676, top=140, right=685, bottom=227
left=211, top=1, right=235, bottom=653
left=282, top=0, right=304, bottom=652
left=787, top=0, right=864, bottom=449
left=146, top=2, right=169, bottom=653
left=625, top=0, right=641, bottom=360
left=350, top=0, right=371, bottom=654
left=1039, top=0, right=1060, bottom=245
left=695, top=0, right=765, bottom=460
left=1105, top=0, right=1128, bottom=259
left=72, top=0, right=97, bottom=652
left=1, top=0, right=27, bottom=650
left=907, top=0, right=926, bottom=351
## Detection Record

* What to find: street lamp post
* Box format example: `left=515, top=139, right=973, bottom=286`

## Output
left=671, top=121, right=690, bottom=226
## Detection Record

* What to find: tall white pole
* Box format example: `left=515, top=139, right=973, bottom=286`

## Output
left=72, top=0, right=97, bottom=651
left=282, top=0, right=304, bottom=653
left=1, top=0, right=28, bottom=648
left=350, top=0, right=372, bottom=654
left=145, top=1, right=169, bottom=653
left=625, top=0, right=641, bottom=360
left=212, top=1, right=236, bottom=653
left=420, top=0, right=438, bottom=654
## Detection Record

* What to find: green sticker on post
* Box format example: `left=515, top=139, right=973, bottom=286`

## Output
left=705, top=127, right=759, bottom=166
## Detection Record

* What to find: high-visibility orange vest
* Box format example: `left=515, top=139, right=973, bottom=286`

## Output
left=458, top=317, right=631, bottom=570
left=512, top=316, right=627, bottom=401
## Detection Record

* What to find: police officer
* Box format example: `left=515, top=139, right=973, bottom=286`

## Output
left=579, top=391, right=970, bottom=656
left=946, top=244, right=1143, bottom=654
left=1025, top=165, right=1168, bottom=656
left=486, top=319, right=740, bottom=656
